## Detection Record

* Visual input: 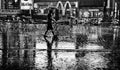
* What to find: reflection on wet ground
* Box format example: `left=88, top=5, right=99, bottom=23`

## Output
left=0, top=25, right=120, bottom=70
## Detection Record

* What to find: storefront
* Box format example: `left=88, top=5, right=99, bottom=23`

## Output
left=34, top=0, right=78, bottom=16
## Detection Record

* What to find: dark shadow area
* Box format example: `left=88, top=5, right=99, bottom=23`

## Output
left=2, top=32, right=8, bottom=70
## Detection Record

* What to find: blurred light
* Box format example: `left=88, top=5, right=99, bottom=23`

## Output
left=106, top=0, right=110, bottom=8
left=72, top=10, right=76, bottom=16
left=88, top=34, right=98, bottom=40
left=79, top=11, right=82, bottom=18
left=34, top=3, right=38, bottom=8
left=14, top=0, right=18, bottom=2
left=36, top=9, right=44, bottom=14
left=97, top=12, right=103, bottom=17
left=83, top=11, right=90, bottom=17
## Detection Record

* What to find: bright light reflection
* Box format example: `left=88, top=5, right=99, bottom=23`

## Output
left=53, top=52, right=76, bottom=70
left=36, top=41, right=47, bottom=49
left=36, top=41, right=75, bottom=49
left=35, top=51, right=47, bottom=69
left=84, top=52, right=109, bottom=69
left=80, top=43, right=109, bottom=69
left=83, top=44, right=103, bottom=50
left=52, top=42, right=75, bottom=49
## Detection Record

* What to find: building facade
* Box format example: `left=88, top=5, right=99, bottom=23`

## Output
left=0, top=0, right=119, bottom=21
left=0, top=0, right=21, bottom=18
left=34, top=0, right=105, bottom=18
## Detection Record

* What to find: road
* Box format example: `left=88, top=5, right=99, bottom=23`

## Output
left=0, top=24, right=120, bottom=70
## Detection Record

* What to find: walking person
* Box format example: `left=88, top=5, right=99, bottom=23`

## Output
left=44, top=9, right=55, bottom=36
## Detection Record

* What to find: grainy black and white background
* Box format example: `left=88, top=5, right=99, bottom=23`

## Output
left=0, top=0, right=120, bottom=70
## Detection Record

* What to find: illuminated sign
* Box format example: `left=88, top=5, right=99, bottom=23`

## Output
left=79, top=9, right=103, bottom=18
left=20, top=0, right=34, bottom=10
left=0, top=9, right=20, bottom=15
left=35, top=1, right=78, bottom=15
left=56, top=1, right=78, bottom=15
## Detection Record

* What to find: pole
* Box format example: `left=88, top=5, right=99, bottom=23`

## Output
left=2, top=21, right=8, bottom=69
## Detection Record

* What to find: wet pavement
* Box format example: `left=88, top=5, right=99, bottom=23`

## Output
left=0, top=24, right=120, bottom=70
